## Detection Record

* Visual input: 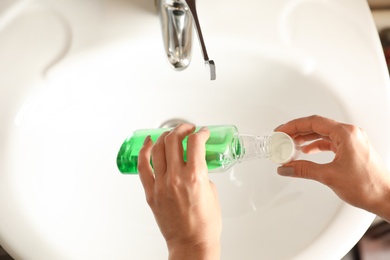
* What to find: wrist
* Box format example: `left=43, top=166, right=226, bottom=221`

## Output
left=365, top=159, right=390, bottom=222
left=373, top=181, right=390, bottom=222
left=359, top=152, right=390, bottom=222
left=168, top=240, right=220, bottom=260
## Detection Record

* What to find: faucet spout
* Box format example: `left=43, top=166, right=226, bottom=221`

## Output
left=158, top=0, right=192, bottom=71
left=157, top=0, right=216, bottom=80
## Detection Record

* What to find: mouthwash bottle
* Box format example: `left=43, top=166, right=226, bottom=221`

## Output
left=116, top=125, right=299, bottom=174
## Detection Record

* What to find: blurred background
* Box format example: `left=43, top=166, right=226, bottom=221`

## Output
left=343, top=1, right=390, bottom=260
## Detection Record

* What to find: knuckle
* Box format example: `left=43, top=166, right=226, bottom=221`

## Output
left=177, top=123, right=189, bottom=128
left=145, top=194, right=155, bottom=207
left=187, top=168, right=207, bottom=185
left=344, top=124, right=359, bottom=134
left=187, top=133, right=201, bottom=145
left=164, top=182, right=180, bottom=199
left=191, top=174, right=206, bottom=186
left=164, top=131, right=178, bottom=144
left=308, top=114, right=321, bottom=120
left=342, top=124, right=365, bottom=142
left=166, top=174, right=184, bottom=191
left=307, top=114, right=323, bottom=123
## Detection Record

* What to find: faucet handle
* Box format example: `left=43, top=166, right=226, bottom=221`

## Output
left=184, top=0, right=216, bottom=80
left=205, top=60, right=216, bottom=80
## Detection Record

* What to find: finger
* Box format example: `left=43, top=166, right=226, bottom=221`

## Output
left=186, top=127, right=210, bottom=172
left=277, top=115, right=339, bottom=139
left=293, top=133, right=331, bottom=145
left=164, top=123, right=196, bottom=168
left=138, top=136, right=155, bottom=198
left=151, top=131, right=170, bottom=177
left=277, top=160, right=330, bottom=183
left=301, top=140, right=337, bottom=154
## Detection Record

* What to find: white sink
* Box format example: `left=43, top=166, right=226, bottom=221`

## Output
left=1, top=0, right=389, bottom=259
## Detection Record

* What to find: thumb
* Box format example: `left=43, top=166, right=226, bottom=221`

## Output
left=277, top=160, right=325, bottom=182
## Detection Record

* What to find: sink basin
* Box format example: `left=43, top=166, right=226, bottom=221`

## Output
left=1, top=0, right=389, bottom=259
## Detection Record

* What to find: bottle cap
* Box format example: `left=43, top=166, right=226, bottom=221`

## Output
left=269, top=132, right=299, bottom=164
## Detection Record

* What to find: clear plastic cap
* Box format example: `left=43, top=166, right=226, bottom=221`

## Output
left=269, top=132, right=300, bottom=164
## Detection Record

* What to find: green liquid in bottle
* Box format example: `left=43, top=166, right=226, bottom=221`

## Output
left=116, top=125, right=240, bottom=174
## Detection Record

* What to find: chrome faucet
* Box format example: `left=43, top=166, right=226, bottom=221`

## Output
left=156, top=0, right=216, bottom=80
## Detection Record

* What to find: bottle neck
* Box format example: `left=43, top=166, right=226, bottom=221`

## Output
left=233, top=134, right=272, bottom=162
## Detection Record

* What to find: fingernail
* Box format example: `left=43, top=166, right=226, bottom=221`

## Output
left=199, top=126, right=208, bottom=132
left=143, top=135, right=151, bottom=145
left=274, top=124, right=284, bottom=131
left=277, top=166, right=295, bottom=177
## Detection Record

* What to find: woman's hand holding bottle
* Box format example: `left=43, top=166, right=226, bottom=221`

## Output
left=137, top=124, right=222, bottom=260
